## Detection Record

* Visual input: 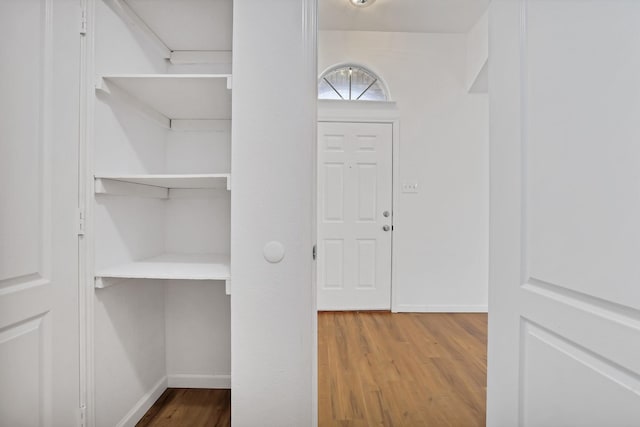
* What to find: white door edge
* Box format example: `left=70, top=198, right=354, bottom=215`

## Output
left=317, top=100, right=401, bottom=312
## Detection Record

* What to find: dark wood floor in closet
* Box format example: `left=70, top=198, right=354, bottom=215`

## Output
left=138, top=312, right=487, bottom=426
left=136, top=388, right=231, bottom=427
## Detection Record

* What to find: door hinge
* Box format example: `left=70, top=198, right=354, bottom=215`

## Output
left=77, top=208, right=86, bottom=236
left=78, top=405, right=87, bottom=427
left=80, top=7, right=87, bottom=35
left=312, top=244, right=317, bottom=260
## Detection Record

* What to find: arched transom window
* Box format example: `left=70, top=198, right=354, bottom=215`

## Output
left=318, top=65, right=388, bottom=101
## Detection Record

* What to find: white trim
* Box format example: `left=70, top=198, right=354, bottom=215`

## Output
left=305, top=1, right=319, bottom=426
left=81, top=1, right=97, bottom=425
left=394, top=304, right=488, bottom=313
left=115, top=376, right=167, bottom=427
left=318, top=100, right=399, bottom=121
left=317, top=100, right=400, bottom=313
left=390, top=121, right=400, bottom=313
left=167, top=374, right=231, bottom=389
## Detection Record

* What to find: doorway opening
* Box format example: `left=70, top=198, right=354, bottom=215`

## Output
left=315, top=0, right=490, bottom=421
left=316, top=98, right=399, bottom=311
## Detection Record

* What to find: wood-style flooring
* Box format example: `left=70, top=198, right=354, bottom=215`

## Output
left=319, top=312, right=487, bottom=426
left=136, top=388, right=231, bottom=427
left=138, top=312, right=487, bottom=427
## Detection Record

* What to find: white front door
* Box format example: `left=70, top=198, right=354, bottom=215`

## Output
left=0, top=0, right=81, bottom=425
left=317, top=122, right=393, bottom=311
left=488, top=0, right=640, bottom=425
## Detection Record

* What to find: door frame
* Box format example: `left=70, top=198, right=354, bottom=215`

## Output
left=317, top=100, right=401, bottom=312
left=79, top=0, right=95, bottom=424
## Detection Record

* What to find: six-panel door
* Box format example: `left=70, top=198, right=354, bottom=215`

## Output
left=317, top=122, right=393, bottom=311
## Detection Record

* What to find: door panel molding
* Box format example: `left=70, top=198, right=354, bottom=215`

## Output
left=522, top=279, right=640, bottom=331
left=0, top=312, right=51, bottom=427
left=519, top=319, right=640, bottom=426
left=0, top=274, right=50, bottom=298
left=0, top=0, right=53, bottom=294
left=0, top=0, right=54, bottom=326
left=521, top=0, right=640, bottom=308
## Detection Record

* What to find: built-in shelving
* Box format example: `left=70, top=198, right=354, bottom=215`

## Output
left=95, top=173, right=230, bottom=198
left=95, top=253, right=231, bottom=293
left=91, top=0, right=234, bottom=413
left=96, top=74, right=232, bottom=129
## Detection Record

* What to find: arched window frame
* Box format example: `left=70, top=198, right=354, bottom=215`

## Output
left=318, top=64, right=390, bottom=101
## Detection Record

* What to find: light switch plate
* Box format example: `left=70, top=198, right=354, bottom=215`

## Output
left=402, top=181, right=419, bottom=193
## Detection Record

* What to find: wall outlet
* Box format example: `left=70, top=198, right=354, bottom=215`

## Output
left=401, top=181, right=419, bottom=193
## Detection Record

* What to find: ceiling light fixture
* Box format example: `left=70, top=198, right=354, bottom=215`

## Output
left=349, top=0, right=376, bottom=7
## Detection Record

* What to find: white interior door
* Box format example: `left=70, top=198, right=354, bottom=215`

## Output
left=0, top=0, right=81, bottom=425
left=317, top=122, right=392, bottom=311
left=488, top=1, right=640, bottom=425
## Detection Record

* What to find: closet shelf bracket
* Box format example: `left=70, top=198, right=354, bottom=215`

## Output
left=95, top=77, right=171, bottom=129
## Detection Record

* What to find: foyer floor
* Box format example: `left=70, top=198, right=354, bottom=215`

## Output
left=319, top=312, right=487, bottom=426
left=137, top=312, right=487, bottom=426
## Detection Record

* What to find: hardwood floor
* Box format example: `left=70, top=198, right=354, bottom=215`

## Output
left=137, top=312, right=487, bottom=426
left=318, top=312, right=487, bottom=427
left=136, top=388, right=231, bottom=427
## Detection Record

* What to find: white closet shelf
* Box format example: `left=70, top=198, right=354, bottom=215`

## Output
left=96, top=174, right=230, bottom=189
left=96, top=74, right=232, bottom=129
left=95, top=253, right=231, bottom=293
left=95, top=174, right=231, bottom=198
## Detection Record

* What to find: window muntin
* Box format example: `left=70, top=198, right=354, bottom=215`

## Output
left=318, top=66, right=387, bottom=101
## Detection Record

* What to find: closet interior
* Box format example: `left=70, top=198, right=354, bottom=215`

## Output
left=91, top=1, right=233, bottom=425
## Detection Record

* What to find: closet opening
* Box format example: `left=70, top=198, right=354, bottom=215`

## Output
left=87, top=1, right=233, bottom=425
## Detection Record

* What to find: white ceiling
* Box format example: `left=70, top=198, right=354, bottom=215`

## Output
left=319, top=0, right=491, bottom=34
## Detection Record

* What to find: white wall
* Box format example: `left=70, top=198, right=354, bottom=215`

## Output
left=232, top=0, right=317, bottom=425
left=319, top=31, right=489, bottom=312
left=164, top=127, right=231, bottom=389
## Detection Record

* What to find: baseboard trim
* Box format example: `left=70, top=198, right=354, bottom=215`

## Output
left=116, top=376, right=167, bottom=427
left=167, top=374, right=231, bottom=389
left=393, top=304, right=488, bottom=313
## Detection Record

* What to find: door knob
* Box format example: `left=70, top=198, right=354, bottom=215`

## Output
left=383, top=211, right=390, bottom=217
left=383, top=225, right=390, bottom=232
